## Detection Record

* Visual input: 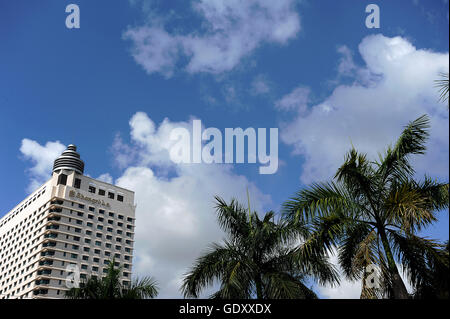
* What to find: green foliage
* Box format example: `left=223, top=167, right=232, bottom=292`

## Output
left=65, top=259, right=159, bottom=299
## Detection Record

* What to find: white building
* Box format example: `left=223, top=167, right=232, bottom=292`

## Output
left=0, top=145, right=136, bottom=299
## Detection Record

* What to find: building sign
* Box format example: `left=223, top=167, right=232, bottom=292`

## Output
left=69, top=190, right=111, bottom=208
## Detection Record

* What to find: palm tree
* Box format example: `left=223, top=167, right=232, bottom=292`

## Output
left=65, top=259, right=159, bottom=299
left=182, top=196, right=339, bottom=299
left=283, top=115, right=449, bottom=299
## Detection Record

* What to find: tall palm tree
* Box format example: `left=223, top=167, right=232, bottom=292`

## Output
left=283, top=115, right=449, bottom=299
left=182, top=196, right=339, bottom=299
left=65, top=259, right=159, bottom=299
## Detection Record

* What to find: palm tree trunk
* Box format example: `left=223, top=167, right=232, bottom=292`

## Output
left=378, top=227, right=409, bottom=299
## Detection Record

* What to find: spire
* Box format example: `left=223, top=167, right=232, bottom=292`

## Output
left=52, top=144, right=85, bottom=174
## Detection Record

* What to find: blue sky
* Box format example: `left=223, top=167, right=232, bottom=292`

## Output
left=0, top=0, right=448, bottom=298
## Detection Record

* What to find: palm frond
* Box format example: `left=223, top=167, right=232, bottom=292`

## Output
left=263, top=272, right=318, bottom=299
left=434, top=72, right=449, bottom=106
left=283, top=181, right=357, bottom=223
left=214, top=196, right=251, bottom=241
left=377, top=115, right=430, bottom=184
left=388, top=231, right=448, bottom=290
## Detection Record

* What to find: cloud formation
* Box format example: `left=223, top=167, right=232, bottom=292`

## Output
left=124, top=0, right=301, bottom=77
left=113, top=112, right=272, bottom=297
left=19, top=139, right=66, bottom=193
left=277, top=34, right=449, bottom=184
left=250, top=74, right=271, bottom=96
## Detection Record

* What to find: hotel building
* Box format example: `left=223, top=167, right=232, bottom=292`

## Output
left=0, top=145, right=136, bottom=299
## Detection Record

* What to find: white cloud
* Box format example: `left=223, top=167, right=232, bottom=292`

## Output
left=277, top=34, right=449, bottom=184
left=275, top=86, right=310, bottom=112
left=123, top=26, right=179, bottom=78
left=96, top=173, right=114, bottom=184
left=123, top=0, right=300, bottom=76
left=127, top=112, right=195, bottom=168
left=113, top=112, right=272, bottom=298
left=336, top=45, right=357, bottom=78
left=111, top=133, right=138, bottom=169
left=250, top=74, right=271, bottom=95
left=19, top=139, right=66, bottom=193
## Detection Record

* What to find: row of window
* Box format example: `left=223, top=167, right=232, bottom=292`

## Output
left=0, top=187, right=46, bottom=228
left=57, top=174, right=125, bottom=202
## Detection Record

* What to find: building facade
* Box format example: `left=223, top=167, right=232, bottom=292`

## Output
left=0, top=145, right=136, bottom=299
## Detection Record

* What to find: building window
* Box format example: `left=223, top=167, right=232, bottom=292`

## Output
left=74, top=178, right=81, bottom=189
left=108, top=192, right=114, bottom=199
left=117, top=195, right=124, bottom=202
left=57, top=174, right=67, bottom=186
left=98, top=189, right=105, bottom=196
left=88, top=186, right=96, bottom=194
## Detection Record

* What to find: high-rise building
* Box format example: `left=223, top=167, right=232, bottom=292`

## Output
left=0, top=145, right=136, bottom=299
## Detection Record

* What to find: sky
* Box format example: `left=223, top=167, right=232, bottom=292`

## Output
left=0, top=0, right=449, bottom=298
